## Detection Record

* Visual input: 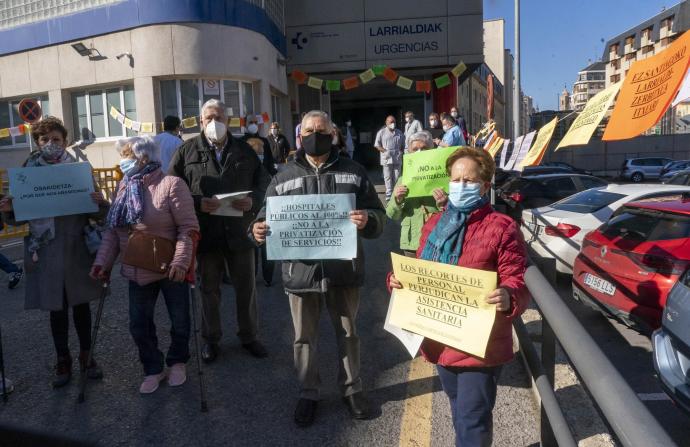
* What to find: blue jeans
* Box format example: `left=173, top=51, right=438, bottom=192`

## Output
left=128, top=279, right=191, bottom=375
left=436, top=365, right=502, bottom=447
left=0, top=253, right=19, bottom=274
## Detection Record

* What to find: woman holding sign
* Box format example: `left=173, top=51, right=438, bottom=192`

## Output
left=91, top=137, right=199, bottom=394
left=389, top=146, right=528, bottom=447
left=0, top=117, right=110, bottom=388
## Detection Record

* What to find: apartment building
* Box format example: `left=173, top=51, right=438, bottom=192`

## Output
left=571, top=61, right=605, bottom=111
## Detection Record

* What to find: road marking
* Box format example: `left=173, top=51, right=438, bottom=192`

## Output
left=637, top=393, right=672, bottom=401
left=398, top=357, right=435, bottom=447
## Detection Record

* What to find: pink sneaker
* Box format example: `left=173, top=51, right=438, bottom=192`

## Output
left=139, top=372, right=166, bottom=394
left=167, top=363, right=187, bottom=387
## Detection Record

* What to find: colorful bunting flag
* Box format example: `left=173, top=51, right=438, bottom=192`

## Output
left=307, top=77, right=324, bottom=90
left=116, top=112, right=125, bottom=124
left=434, top=74, right=452, bottom=89
left=181, top=117, right=197, bottom=129
left=109, top=106, right=119, bottom=119
left=131, top=121, right=142, bottom=132
left=140, top=122, right=154, bottom=133
left=383, top=67, right=398, bottom=83
left=416, top=80, right=432, bottom=94
left=123, top=118, right=133, bottom=129
left=451, top=61, right=467, bottom=78
left=256, top=115, right=264, bottom=125
left=262, top=112, right=270, bottom=123
left=372, top=65, right=387, bottom=76
left=343, top=76, right=359, bottom=90
left=240, top=117, right=247, bottom=128
left=0, top=128, right=9, bottom=138
left=229, top=117, right=241, bottom=127
left=291, top=70, right=308, bottom=84
left=359, top=69, right=376, bottom=84
left=326, top=80, right=341, bottom=91
left=396, top=76, right=413, bottom=90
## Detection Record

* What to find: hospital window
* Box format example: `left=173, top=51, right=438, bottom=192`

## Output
left=160, top=79, right=256, bottom=135
left=70, top=86, right=135, bottom=142
left=0, top=95, right=49, bottom=148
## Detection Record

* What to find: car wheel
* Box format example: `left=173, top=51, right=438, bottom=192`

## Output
left=631, top=172, right=644, bottom=183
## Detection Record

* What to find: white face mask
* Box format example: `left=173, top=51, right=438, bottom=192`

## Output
left=205, top=120, right=227, bottom=142
left=346, top=121, right=352, bottom=127
left=405, top=117, right=411, bottom=123
left=443, top=125, right=451, bottom=132
left=332, top=134, right=339, bottom=145
left=387, top=123, right=396, bottom=130
left=270, top=128, right=279, bottom=136
left=430, top=119, right=438, bottom=127
left=247, top=123, right=259, bottom=134
left=451, top=111, right=458, bottom=118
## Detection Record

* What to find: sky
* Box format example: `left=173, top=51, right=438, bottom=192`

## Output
left=483, top=0, right=679, bottom=111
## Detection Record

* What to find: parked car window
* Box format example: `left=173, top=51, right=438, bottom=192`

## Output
left=545, top=177, right=577, bottom=197
left=551, top=189, right=625, bottom=213
left=602, top=210, right=690, bottom=241
left=579, top=176, right=608, bottom=189
left=630, top=159, right=643, bottom=166
left=668, top=174, right=689, bottom=185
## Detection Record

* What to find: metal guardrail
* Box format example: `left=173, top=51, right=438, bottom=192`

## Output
left=519, top=257, right=676, bottom=447
left=0, top=167, right=118, bottom=240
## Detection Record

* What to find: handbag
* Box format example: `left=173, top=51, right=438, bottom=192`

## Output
left=122, top=231, right=176, bottom=273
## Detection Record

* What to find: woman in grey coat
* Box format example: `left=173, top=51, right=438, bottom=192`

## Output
left=0, top=117, right=109, bottom=388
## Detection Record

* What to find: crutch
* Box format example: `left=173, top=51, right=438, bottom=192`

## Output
left=0, top=323, right=8, bottom=402
left=186, top=231, right=208, bottom=412
left=78, top=281, right=109, bottom=403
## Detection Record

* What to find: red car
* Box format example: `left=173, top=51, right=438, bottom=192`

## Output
left=572, top=197, right=690, bottom=334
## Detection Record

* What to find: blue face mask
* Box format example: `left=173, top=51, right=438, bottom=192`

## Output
left=448, top=181, right=483, bottom=209
left=119, top=158, right=140, bottom=177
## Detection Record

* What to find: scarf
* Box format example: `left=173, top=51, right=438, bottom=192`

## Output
left=419, top=197, right=488, bottom=265
left=24, top=149, right=75, bottom=262
left=107, top=162, right=161, bottom=228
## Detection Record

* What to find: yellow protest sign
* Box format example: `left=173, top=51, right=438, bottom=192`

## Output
left=556, top=82, right=621, bottom=150
left=389, top=253, right=497, bottom=358
left=520, top=117, right=558, bottom=167
left=604, top=30, right=690, bottom=141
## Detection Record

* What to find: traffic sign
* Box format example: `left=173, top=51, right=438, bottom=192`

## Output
left=18, top=98, right=42, bottom=124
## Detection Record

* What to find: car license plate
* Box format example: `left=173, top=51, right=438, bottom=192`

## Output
left=584, top=273, right=616, bottom=296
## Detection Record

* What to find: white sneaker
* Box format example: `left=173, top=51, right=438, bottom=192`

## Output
left=139, top=372, right=166, bottom=394
left=167, top=363, right=187, bottom=387
left=0, top=375, right=14, bottom=394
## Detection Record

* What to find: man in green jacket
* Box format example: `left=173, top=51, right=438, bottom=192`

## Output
left=386, top=131, right=448, bottom=256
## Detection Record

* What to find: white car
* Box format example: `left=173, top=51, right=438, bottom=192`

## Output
left=521, top=183, right=690, bottom=274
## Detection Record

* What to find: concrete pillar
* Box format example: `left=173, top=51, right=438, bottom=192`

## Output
left=133, top=76, right=158, bottom=132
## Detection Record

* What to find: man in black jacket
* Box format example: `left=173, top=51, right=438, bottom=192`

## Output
left=251, top=110, right=385, bottom=427
left=268, top=121, right=291, bottom=166
left=169, top=99, right=271, bottom=362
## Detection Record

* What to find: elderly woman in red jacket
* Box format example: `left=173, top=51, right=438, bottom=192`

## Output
left=389, top=146, right=529, bottom=447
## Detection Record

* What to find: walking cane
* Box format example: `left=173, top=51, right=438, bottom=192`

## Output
left=78, top=281, right=109, bottom=404
left=186, top=231, right=208, bottom=412
left=0, top=324, right=8, bottom=402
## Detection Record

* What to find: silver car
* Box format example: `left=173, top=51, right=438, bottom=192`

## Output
left=620, top=157, right=673, bottom=182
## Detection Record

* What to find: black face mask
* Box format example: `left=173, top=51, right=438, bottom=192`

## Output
left=302, top=133, right=332, bottom=156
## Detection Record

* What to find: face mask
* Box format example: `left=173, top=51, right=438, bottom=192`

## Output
left=205, top=120, right=227, bottom=142
left=443, top=125, right=451, bottom=132
left=247, top=123, right=259, bottom=134
left=40, top=142, right=65, bottom=161
left=119, top=158, right=140, bottom=177
left=270, top=128, right=279, bottom=136
left=387, top=123, right=396, bottom=130
left=405, top=117, right=411, bottom=123
left=346, top=121, right=352, bottom=127
left=302, top=133, right=332, bottom=156
left=448, top=181, right=482, bottom=209
left=451, top=111, right=458, bottom=118
left=257, top=154, right=264, bottom=162
left=332, top=134, right=339, bottom=145
left=430, top=119, right=438, bottom=127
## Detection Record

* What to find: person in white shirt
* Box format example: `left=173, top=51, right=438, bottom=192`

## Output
left=374, top=116, right=405, bottom=200
left=403, top=111, right=422, bottom=152
left=155, top=116, right=184, bottom=172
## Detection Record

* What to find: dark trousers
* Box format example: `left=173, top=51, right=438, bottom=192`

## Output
left=50, top=300, right=91, bottom=357
left=255, top=245, right=275, bottom=284
left=436, top=365, right=502, bottom=447
left=0, top=253, right=19, bottom=274
left=199, top=248, right=257, bottom=344
left=128, top=279, right=191, bottom=375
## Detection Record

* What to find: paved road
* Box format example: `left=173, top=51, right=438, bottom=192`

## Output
left=0, top=172, right=541, bottom=447
left=552, top=277, right=690, bottom=447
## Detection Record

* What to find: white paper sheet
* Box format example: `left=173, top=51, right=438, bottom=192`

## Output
left=384, top=290, right=424, bottom=359
left=210, top=190, right=252, bottom=217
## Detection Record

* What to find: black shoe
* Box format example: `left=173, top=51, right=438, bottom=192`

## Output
left=343, top=393, right=370, bottom=420
left=79, top=351, right=104, bottom=380
left=264, top=280, right=272, bottom=287
left=52, top=355, right=72, bottom=388
left=201, top=343, right=219, bottom=363
left=8, top=267, right=23, bottom=289
left=294, top=398, right=318, bottom=427
left=242, top=340, right=268, bottom=358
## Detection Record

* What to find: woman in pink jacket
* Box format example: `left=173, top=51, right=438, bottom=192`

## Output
left=91, top=137, right=199, bottom=394
left=389, top=146, right=529, bottom=446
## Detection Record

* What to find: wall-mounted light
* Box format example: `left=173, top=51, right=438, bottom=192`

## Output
left=71, top=42, right=106, bottom=61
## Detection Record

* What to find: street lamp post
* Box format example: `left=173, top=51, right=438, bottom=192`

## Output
left=513, top=0, right=521, bottom=140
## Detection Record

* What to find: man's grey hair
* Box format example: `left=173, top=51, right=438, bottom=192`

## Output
left=116, top=136, right=161, bottom=163
left=409, top=131, right=433, bottom=149
left=201, top=98, right=226, bottom=117
left=301, top=110, right=333, bottom=133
